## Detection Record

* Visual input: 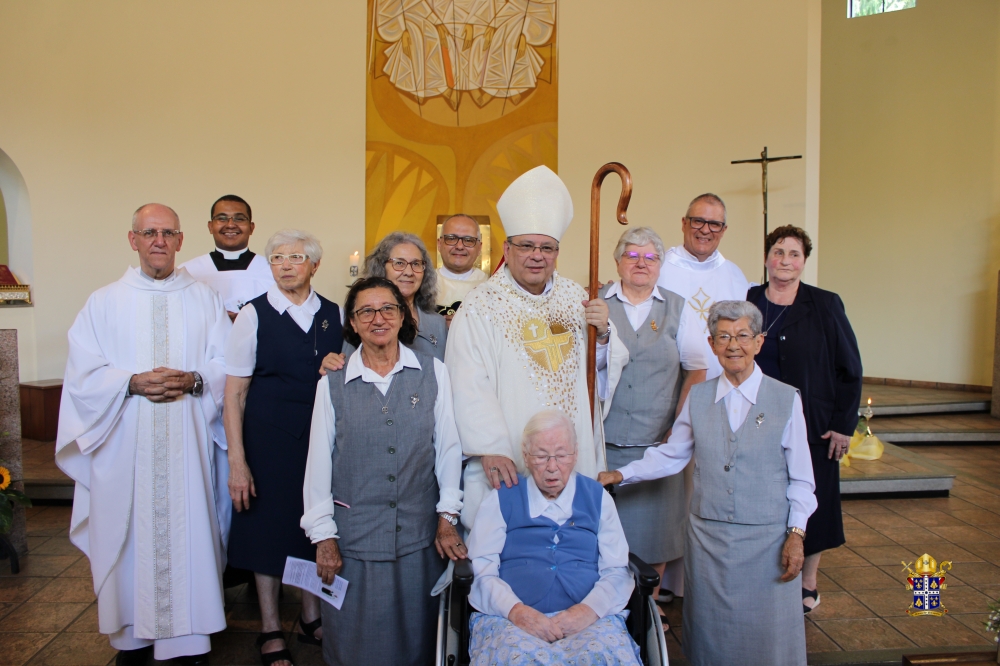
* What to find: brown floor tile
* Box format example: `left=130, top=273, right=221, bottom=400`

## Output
left=665, top=630, right=684, bottom=662
left=851, top=588, right=914, bottom=617
left=928, top=525, right=1000, bottom=542
left=30, top=578, right=95, bottom=603
left=30, top=538, right=83, bottom=558
left=951, top=612, right=997, bottom=642
left=805, top=620, right=842, bottom=653
left=225, top=601, right=300, bottom=632
left=844, top=528, right=897, bottom=547
left=933, top=585, right=993, bottom=614
left=60, top=558, right=92, bottom=578
left=902, top=543, right=984, bottom=564
left=0, top=577, right=49, bottom=603
left=24, top=631, right=116, bottom=666
left=812, top=617, right=914, bottom=650
left=841, top=514, right=866, bottom=529
left=0, top=602, right=90, bottom=633
left=25, top=537, right=50, bottom=552
left=948, top=562, right=1000, bottom=587
left=64, top=604, right=99, bottom=633
left=0, top=601, right=18, bottom=620
left=816, top=570, right=844, bottom=593
left=879, top=526, right=939, bottom=544
left=0, top=633, right=58, bottom=666
left=289, top=642, right=325, bottom=666
left=5, top=555, right=81, bottom=578
left=202, top=630, right=261, bottom=666
left=855, top=513, right=919, bottom=530
left=852, top=545, right=920, bottom=566
left=818, top=547, right=869, bottom=568
left=885, top=614, right=991, bottom=647
left=963, top=542, right=1000, bottom=562
left=951, top=510, right=1000, bottom=526
left=895, top=511, right=968, bottom=527
left=805, top=590, right=876, bottom=620
left=841, top=500, right=895, bottom=515
left=824, top=566, right=901, bottom=590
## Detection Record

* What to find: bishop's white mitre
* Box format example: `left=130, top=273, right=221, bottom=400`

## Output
left=497, top=165, right=573, bottom=241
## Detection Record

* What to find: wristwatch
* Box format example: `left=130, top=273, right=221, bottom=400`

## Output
left=439, top=512, right=459, bottom=526
left=190, top=372, right=204, bottom=397
left=786, top=526, right=806, bottom=539
left=596, top=322, right=611, bottom=341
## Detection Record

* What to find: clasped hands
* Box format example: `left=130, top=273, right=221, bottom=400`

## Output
left=129, top=367, right=195, bottom=403
left=509, top=602, right=598, bottom=643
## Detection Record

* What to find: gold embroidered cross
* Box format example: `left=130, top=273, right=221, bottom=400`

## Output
left=523, top=318, right=574, bottom=372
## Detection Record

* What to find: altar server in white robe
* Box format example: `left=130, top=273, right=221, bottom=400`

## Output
left=180, top=194, right=274, bottom=320
left=657, top=193, right=750, bottom=381
left=56, top=203, right=231, bottom=666
left=445, top=165, right=628, bottom=529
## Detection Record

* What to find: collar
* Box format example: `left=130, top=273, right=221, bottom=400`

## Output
left=122, top=266, right=196, bottom=292
left=525, top=471, right=577, bottom=519
left=506, top=266, right=554, bottom=296
left=136, top=267, right=176, bottom=283
left=216, top=247, right=250, bottom=260
left=438, top=265, right=481, bottom=281
left=665, top=245, right=727, bottom=272
left=605, top=280, right=664, bottom=306
left=715, top=363, right=764, bottom=404
left=265, top=284, right=320, bottom=316
left=344, top=342, right=422, bottom=384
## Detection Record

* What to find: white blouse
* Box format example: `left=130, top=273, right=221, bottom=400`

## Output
left=466, top=473, right=633, bottom=620
left=300, top=343, right=464, bottom=543
left=616, top=364, right=817, bottom=531
left=604, top=281, right=704, bottom=371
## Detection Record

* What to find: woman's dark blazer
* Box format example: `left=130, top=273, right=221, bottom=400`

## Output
left=746, top=282, right=863, bottom=445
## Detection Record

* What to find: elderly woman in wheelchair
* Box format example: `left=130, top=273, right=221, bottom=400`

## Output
left=463, top=410, right=642, bottom=665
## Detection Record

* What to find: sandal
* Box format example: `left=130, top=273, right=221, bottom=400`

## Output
left=296, top=614, right=322, bottom=646
left=255, top=631, right=293, bottom=666
left=657, top=607, right=670, bottom=632
left=656, top=590, right=674, bottom=605
left=802, top=588, right=821, bottom=614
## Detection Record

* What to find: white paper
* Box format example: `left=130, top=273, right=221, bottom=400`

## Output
left=282, top=556, right=349, bottom=610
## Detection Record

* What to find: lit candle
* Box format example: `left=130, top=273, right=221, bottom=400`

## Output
left=350, top=251, right=360, bottom=268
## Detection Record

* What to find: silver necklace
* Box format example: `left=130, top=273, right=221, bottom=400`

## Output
left=373, top=375, right=397, bottom=414
left=763, top=290, right=790, bottom=338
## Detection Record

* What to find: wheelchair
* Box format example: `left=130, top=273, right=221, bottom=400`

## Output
left=435, top=552, right=670, bottom=665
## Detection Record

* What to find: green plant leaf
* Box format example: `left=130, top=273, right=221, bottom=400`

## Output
left=5, top=489, right=31, bottom=507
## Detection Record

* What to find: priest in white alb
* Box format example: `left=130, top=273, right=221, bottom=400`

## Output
left=180, top=194, right=274, bottom=320
left=56, top=203, right=231, bottom=666
left=445, top=165, right=628, bottom=529
left=657, top=193, right=751, bottom=381
left=435, top=213, right=487, bottom=325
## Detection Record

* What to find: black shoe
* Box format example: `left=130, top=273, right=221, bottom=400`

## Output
left=115, top=646, right=153, bottom=666
left=172, top=653, right=210, bottom=666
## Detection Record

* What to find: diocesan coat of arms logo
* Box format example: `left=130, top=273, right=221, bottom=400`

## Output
left=901, top=553, right=953, bottom=616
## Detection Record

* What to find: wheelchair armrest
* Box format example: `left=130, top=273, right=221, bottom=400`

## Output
left=453, top=556, right=474, bottom=589
left=450, top=558, right=474, bottom=665
left=628, top=552, right=661, bottom=597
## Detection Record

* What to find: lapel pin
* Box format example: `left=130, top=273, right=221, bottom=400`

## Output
left=650, top=320, right=658, bottom=331
left=755, top=413, right=765, bottom=428
left=321, top=319, right=329, bottom=331
left=429, top=334, right=438, bottom=346
left=411, top=394, right=420, bottom=409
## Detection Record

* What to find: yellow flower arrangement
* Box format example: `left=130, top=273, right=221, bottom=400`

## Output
left=0, top=462, right=30, bottom=534
left=0, top=466, right=10, bottom=491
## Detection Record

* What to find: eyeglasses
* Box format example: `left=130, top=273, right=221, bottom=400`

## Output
left=686, top=217, right=727, bottom=233
left=268, top=253, right=308, bottom=265
left=133, top=229, right=182, bottom=241
left=621, top=251, right=661, bottom=264
left=211, top=214, right=250, bottom=225
left=508, top=241, right=559, bottom=256
left=353, top=304, right=403, bottom=323
left=441, top=234, right=480, bottom=248
left=386, top=258, right=426, bottom=273
left=712, top=333, right=759, bottom=346
left=526, top=452, right=577, bottom=467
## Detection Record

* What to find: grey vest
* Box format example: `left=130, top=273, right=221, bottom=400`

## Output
left=689, top=375, right=797, bottom=526
left=603, top=285, right=685, bottom=444
left=328, top=350, right=439, bottom=560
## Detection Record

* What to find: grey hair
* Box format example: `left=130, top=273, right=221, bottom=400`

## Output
left=265, top=229, right=323, bottom=263
left=521, top=409, right=577, bottom=455
left=613, top=226, right=666, bottom=262
left=686, top=193, right=727, bottom=221
left=362, top=231, right=438, bottom=312
left=442, top=213, right=482, bottom=239
left=706, top=300, right=763, bottom=336
left=132, top=203, right=180, bottom=230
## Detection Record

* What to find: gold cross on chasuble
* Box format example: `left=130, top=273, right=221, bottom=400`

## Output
left=522, top=317, right=574, bottom=372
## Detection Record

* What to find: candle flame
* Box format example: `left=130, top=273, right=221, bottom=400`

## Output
left=352, top=251, right=359, bottom=258
left=867, top=397, right=872, bottom=406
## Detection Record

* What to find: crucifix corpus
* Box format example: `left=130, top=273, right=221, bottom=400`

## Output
left=587, top=163, right=632, bottom=419
left=731, top=146, right=801, bottom=282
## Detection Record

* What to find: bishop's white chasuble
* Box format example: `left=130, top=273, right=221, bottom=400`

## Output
left=445, top=267, right=627, bottom=527
left=56, top=267, right=230, bottom=642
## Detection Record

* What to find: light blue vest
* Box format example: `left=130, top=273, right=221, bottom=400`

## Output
left=497, top=474, right=603, bottom=614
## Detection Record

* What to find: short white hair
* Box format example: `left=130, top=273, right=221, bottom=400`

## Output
left=707, top=300, right=763, bottom=336
left=521, top=410, right=577, bottom=455
left=613, top=226, right=665, bottom=262
left=265, top=229, right=323, bottom=262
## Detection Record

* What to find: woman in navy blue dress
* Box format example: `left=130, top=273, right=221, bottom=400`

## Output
left=224, top=230, right=344, bottom=666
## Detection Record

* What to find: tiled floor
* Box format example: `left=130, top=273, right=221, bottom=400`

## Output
left=7, top=444, right=1000, bottom=665
left=862, top=384, right=992, bottom=410
left=872, top=413, right=1000, bottom=436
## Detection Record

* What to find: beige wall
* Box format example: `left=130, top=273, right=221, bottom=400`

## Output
left=820, top=0, right=1000, bottom=386
left=0, top=1, right=815, bottom=381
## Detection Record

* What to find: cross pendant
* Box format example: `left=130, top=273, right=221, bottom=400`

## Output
left=724, top=465, right=731, bottom=471
left=382, top=406, right=388, bottom=414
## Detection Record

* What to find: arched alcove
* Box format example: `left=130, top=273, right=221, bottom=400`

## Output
left=0, top=147, right=37, bottom=381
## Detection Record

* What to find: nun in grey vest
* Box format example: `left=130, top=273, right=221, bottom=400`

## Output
left=601, top=227, right=704, bottom=620
left=301, top=277, right=466, bottom=666
left=599, top=301, right=817, bottom=666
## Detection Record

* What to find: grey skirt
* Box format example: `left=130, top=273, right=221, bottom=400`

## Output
left=321, top=544, right=446, bottom=666
left=682, top=515, right=806, bottom=666
left=606, top=444, right=685, bottom=564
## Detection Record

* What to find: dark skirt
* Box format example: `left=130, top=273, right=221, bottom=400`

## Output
left=228, top=418, right=316, bottom=576
left=322, top=544, right=446, bottom=666
left=804, top=442, right=845, bottom=556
